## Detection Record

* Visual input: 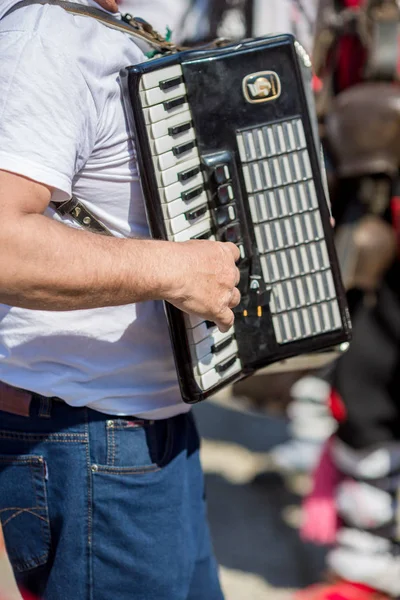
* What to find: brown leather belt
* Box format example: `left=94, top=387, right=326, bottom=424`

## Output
left=0, top=382, right=33, bottom=417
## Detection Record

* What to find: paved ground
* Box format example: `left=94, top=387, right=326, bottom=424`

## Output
left=194, top=390, right=327, bottom=599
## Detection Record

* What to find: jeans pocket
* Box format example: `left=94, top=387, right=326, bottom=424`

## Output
left=0, top=454, right=51, bottom=572
left=100, top=418, right=174, bottom=474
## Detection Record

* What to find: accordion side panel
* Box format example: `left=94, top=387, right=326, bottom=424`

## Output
left=123, top=35, right=352, bottom=404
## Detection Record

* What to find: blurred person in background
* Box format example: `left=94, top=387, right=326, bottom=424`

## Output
left=295, top=1, right=400, bottom=599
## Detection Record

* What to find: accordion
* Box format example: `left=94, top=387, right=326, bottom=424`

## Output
left=122, top=34, right=352, bottom=404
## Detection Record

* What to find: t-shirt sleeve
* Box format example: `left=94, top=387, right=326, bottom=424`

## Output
left=0, top=30, right=98, bottom=201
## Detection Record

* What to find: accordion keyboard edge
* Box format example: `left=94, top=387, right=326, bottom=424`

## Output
left=125, top=34, right=352, bottom=403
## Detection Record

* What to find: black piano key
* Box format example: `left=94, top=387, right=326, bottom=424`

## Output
left=168, top=121, right=192, bottom=137
left=216, top=184, right=234, bottom=206
left=214, top=164, right=231, bottom=185
left=212, top=335, right=235, bottom=354
left=192, top=229, right=213, bottom=240
left=215, top=355, right=237, bottom=374
left=163, top=96, right=186, bottom=111
left=173, top=140, right=197, bottom=157
left=159, top=75, right=183, bottom=91
left=221, top=222, right=241, bottom=243
left=181, top=184, right=204, bottom=202
left=214, top=204, right=236, bottom=227
left=178, top=165, right=201, bottom=183
left=186, top=205, right=208, bottom=221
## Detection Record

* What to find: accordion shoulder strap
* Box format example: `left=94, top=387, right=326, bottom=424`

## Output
left=2, top=0, right=180, bottom=55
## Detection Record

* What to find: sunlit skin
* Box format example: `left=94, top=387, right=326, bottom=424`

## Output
left=96, top=0, right=120, bottom=12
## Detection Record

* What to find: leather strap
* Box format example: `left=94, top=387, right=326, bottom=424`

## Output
left=0, top=382, right=32, bottom=417
left=2, top=0, right=181, bottom=55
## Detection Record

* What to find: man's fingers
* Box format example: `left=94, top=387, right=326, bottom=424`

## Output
left=229, top=287, right=241, bottom=308
left=224, top=242, right=241, bottom=262
left=215, top=308, right=235, bottom=333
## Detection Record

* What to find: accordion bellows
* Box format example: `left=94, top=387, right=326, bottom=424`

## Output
left=122, top=34, right=352, bottom=403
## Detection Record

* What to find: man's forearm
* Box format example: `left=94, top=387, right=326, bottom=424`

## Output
left=0, top=212, right=178, bottom=310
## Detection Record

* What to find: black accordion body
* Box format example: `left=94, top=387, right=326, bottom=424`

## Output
left=122, top=34, right=352, bottom=404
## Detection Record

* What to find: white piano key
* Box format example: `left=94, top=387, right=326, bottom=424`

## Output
left=189, top=327, right=236, bottom=362
left=195, top=355, right=242, bottom=391
left=154, top=145, right=199, bottom=173
left=187, top=320, right=218, bottom=345
left=173, top=216, right=212, bottom=242
left=155, top=157, right=201, bottom=188
left=148, top=109, right=192, bottom=140
left=184, top=314, right=209, bottom=330
left=150, top=128, right=195, bottom=156
left=158, top=172, right=204, bottom=204
left=143, top=98, right=189, bottom=125
left=161, top=191, right=208, bottom=220
left=140, top=65, right=183, bottom=91
left=195, top=340, right=240, bottom=377
left=164, top=205, right=209, bottom=236
left=140, top=82, right=187, bottom=108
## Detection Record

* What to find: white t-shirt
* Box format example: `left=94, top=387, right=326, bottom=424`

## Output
left=0, top=0, right=189, bottom=419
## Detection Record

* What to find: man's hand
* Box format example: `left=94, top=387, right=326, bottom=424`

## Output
left=166, top=240, right=241, bottom=333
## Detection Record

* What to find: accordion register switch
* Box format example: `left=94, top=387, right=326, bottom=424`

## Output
left=123, top=33, right=352, bottom=403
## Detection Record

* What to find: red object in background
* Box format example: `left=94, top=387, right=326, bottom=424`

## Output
left=329, top=388, right=347, bottom=423
left=336, top=0, right=367, bottom=92
left=294, top=580, right=390, bottom=599
left=21, top=592, right=39, bottom=600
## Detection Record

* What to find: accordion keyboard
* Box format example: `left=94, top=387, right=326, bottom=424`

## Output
left=139, top=65, right=243, bottom=391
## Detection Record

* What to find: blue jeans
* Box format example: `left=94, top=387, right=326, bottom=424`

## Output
left=0, top=396, right=224, bottom=600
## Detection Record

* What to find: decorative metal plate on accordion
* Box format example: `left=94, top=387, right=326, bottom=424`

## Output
left=122, top=34, right=352, bottom=403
